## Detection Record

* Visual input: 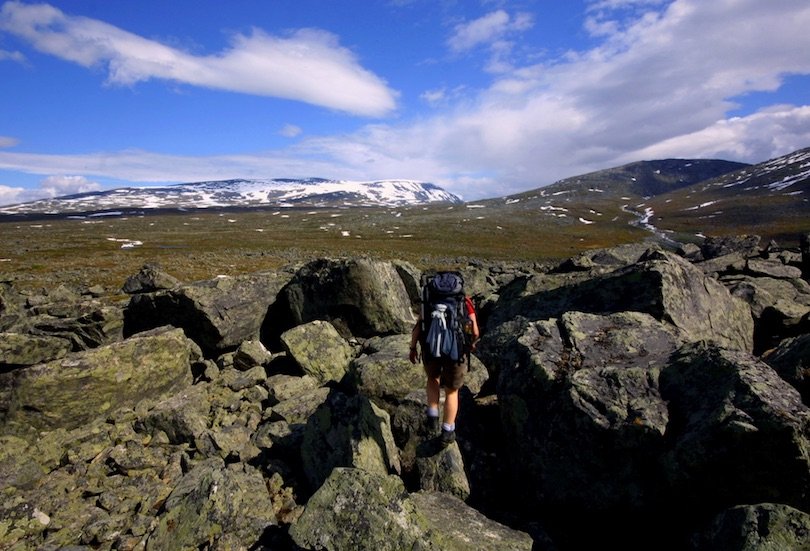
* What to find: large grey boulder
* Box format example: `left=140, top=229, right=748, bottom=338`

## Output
left=289, top=468, right=533, bottom=551
left=268, top=257, right=416, bottom=339
left=0, top=332, right=72, bottom=368
left=146, top=458, right=278, bottom=550
left=0, top=326, right=200, bottom=438
left=724, top=274, right=810, bottom=352
left=280, top=320, right=354, bottom=384
left=481, top=250, right=754, bottom=379
left=700, top=235, right=761, bottom=260
left=415, top=439, right=470, bottom=500
left=660, top=342, right=810, bottom=512
left=300, top=390, right=400, bottom=491
left=691, top=503, right=810, bottom=551
left=138, top=384, right=212, bottom=453
left=346, top=334, right=425, bottom=401
left=125, top=271, right=289, bottom=355
left=763, top=333, right=810, bottom=401
left=497, top=311, right=678, bottom=511
left=122, top=263, right=181, bottom=294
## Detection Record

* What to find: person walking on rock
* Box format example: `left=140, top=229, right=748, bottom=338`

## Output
left=409, top=271, right=479, bottom=446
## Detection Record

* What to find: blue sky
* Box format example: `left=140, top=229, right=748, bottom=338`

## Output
left=1, top=0, right=809, bottom=205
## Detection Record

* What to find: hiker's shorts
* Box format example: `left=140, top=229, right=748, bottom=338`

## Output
left=423, top=355, right=467, bottom=390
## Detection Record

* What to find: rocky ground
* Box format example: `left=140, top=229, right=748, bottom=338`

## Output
left=1, top=234, right=809, bottom=550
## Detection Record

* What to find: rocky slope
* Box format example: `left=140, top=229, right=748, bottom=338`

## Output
left=1, top=234, right=809, bottom=550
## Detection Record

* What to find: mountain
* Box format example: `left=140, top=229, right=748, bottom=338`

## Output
left=646, top=147, right=810, bottom=242
left=469, top=158, right=750, bottom=231
left=489, top=158, right=750, bottom=204
left=0, top=178, right=462, bottom=215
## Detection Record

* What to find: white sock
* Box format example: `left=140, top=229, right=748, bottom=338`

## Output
left=427, top=407, right=439, bottom=418
left=442, top=422, right=455, bottom=432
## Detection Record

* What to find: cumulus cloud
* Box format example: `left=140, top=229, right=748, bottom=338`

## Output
left=279, top=124, right=303, bottom=138
left=0, top=135, right=19, bottom=147
left=447, top=10, right=534, bottom=73
left=39, top=175, right=101, bottom=197
left=0, top=1, right=397, bottom=116
left=0, top=47, right=24, bottom=62
left=0, top=184, right=25, bottom=205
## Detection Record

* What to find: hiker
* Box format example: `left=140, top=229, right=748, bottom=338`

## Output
left=409, top=271, right=480, bottom=446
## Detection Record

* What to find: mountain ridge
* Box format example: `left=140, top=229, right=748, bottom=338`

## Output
left=0, top=178, right=462, bottom=215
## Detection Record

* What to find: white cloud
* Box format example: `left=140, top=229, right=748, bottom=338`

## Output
left=620, top=105, right=810, bottom=163
left=0, top=184, right=25, bottom=205
left=448, top=10, right=534, bottom=53
left=39, top=175, right=101, bottom=197
left=279, top=124, right=303, bottom=138
left=0, top=1, right=397, bottom=117
left=0, top=47, right=24, bottom=62
left=0, top=136, right=19, bottom=147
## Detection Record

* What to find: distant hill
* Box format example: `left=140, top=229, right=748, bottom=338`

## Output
left=0, top=178, right=462, bottom=215
left=496, top=158, right=750, bottom=203
left=646, top=147, right=810, bottom=243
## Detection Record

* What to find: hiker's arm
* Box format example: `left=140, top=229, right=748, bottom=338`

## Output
left=469, top=311, right=480, bottom=350
left=409, top=320, right=421, bottom=363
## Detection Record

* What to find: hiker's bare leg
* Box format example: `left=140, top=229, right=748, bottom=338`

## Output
left=426, top=375, right=441, bottom=411
left=443, top=387, right=459, bottom=426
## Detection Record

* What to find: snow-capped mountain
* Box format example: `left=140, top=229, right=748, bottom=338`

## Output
left=0, top=178, right=462, bottom=215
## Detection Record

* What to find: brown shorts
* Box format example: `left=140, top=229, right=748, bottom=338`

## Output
left=423, top=355, right=467, bottom=390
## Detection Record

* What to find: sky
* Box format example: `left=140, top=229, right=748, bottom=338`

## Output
left=1, top=0, right=809, bottom=206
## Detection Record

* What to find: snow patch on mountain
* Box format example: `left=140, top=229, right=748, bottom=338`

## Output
left=0, top=178, right=462, bottom=215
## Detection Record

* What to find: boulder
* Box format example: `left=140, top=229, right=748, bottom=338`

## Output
left=695, top=252, right=747, bottom=276
left=700, top=235, right=761, bottom=260
left=801, top=232, right=810, bottom=279
left=121, top=263, right=181, bottom=294
left=0, top=326, right=200, bottom=437
left=1, top=289, right=125, bottom=354
left=268, top=386, right=330, bottom=426
left=346, top=334, right=425, bottom=401
left=660, top=342, right=810, bottom=513
left=746, top=258, right=804, bottom=279
left=289, top=467, right=533, bottom=551
left=408, top=490, right=535, bottom=551
left=691, top=503, right=810, bottom=551
left=415, top=438, right=470, bottom=500
left=147, top=458, right=278, bottom=550
left=482, top=250, right=754, bottom=375
left=724, top=275, right=810, bottom=353
left=264, top=373, right=319, bottom=405
left=280, top=320, right=354, bottom=384
left=267, top=257, right=416, bottom=339
left=125, top=271, right=289, bottom=355
left=677, top=242, right=703, bottom=262
left=497, top=312, right=678, bottom=512
left=300, top=390, right=400, bottom=491
left=763, top=334, right=810, bottom=402
left=0, top=332, right=72, bottom=369
left=348, top=334, right=489, bottom=402
left=232, top=339, right=273, bottom=371
left=138, top=384, right=212, bottom=452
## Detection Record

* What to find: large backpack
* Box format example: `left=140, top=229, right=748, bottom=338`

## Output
left=420, top=271, right=472, bottom=362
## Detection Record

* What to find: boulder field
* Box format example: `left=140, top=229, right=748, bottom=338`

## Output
left=1, top=235, right=809, bottom=550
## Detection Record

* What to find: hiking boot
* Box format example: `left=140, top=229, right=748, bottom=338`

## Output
left=439, top=428, right=456, bottom=447
left=426, top=416, right=440, bottom=436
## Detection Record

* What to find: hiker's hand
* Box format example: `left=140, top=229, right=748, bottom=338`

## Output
left=409, top=347, right=419, bottom=364
left=471, top=338, right=480, bottom=352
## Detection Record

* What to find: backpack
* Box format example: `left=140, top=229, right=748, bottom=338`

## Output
left=420, top=271, right=473, bottom=362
